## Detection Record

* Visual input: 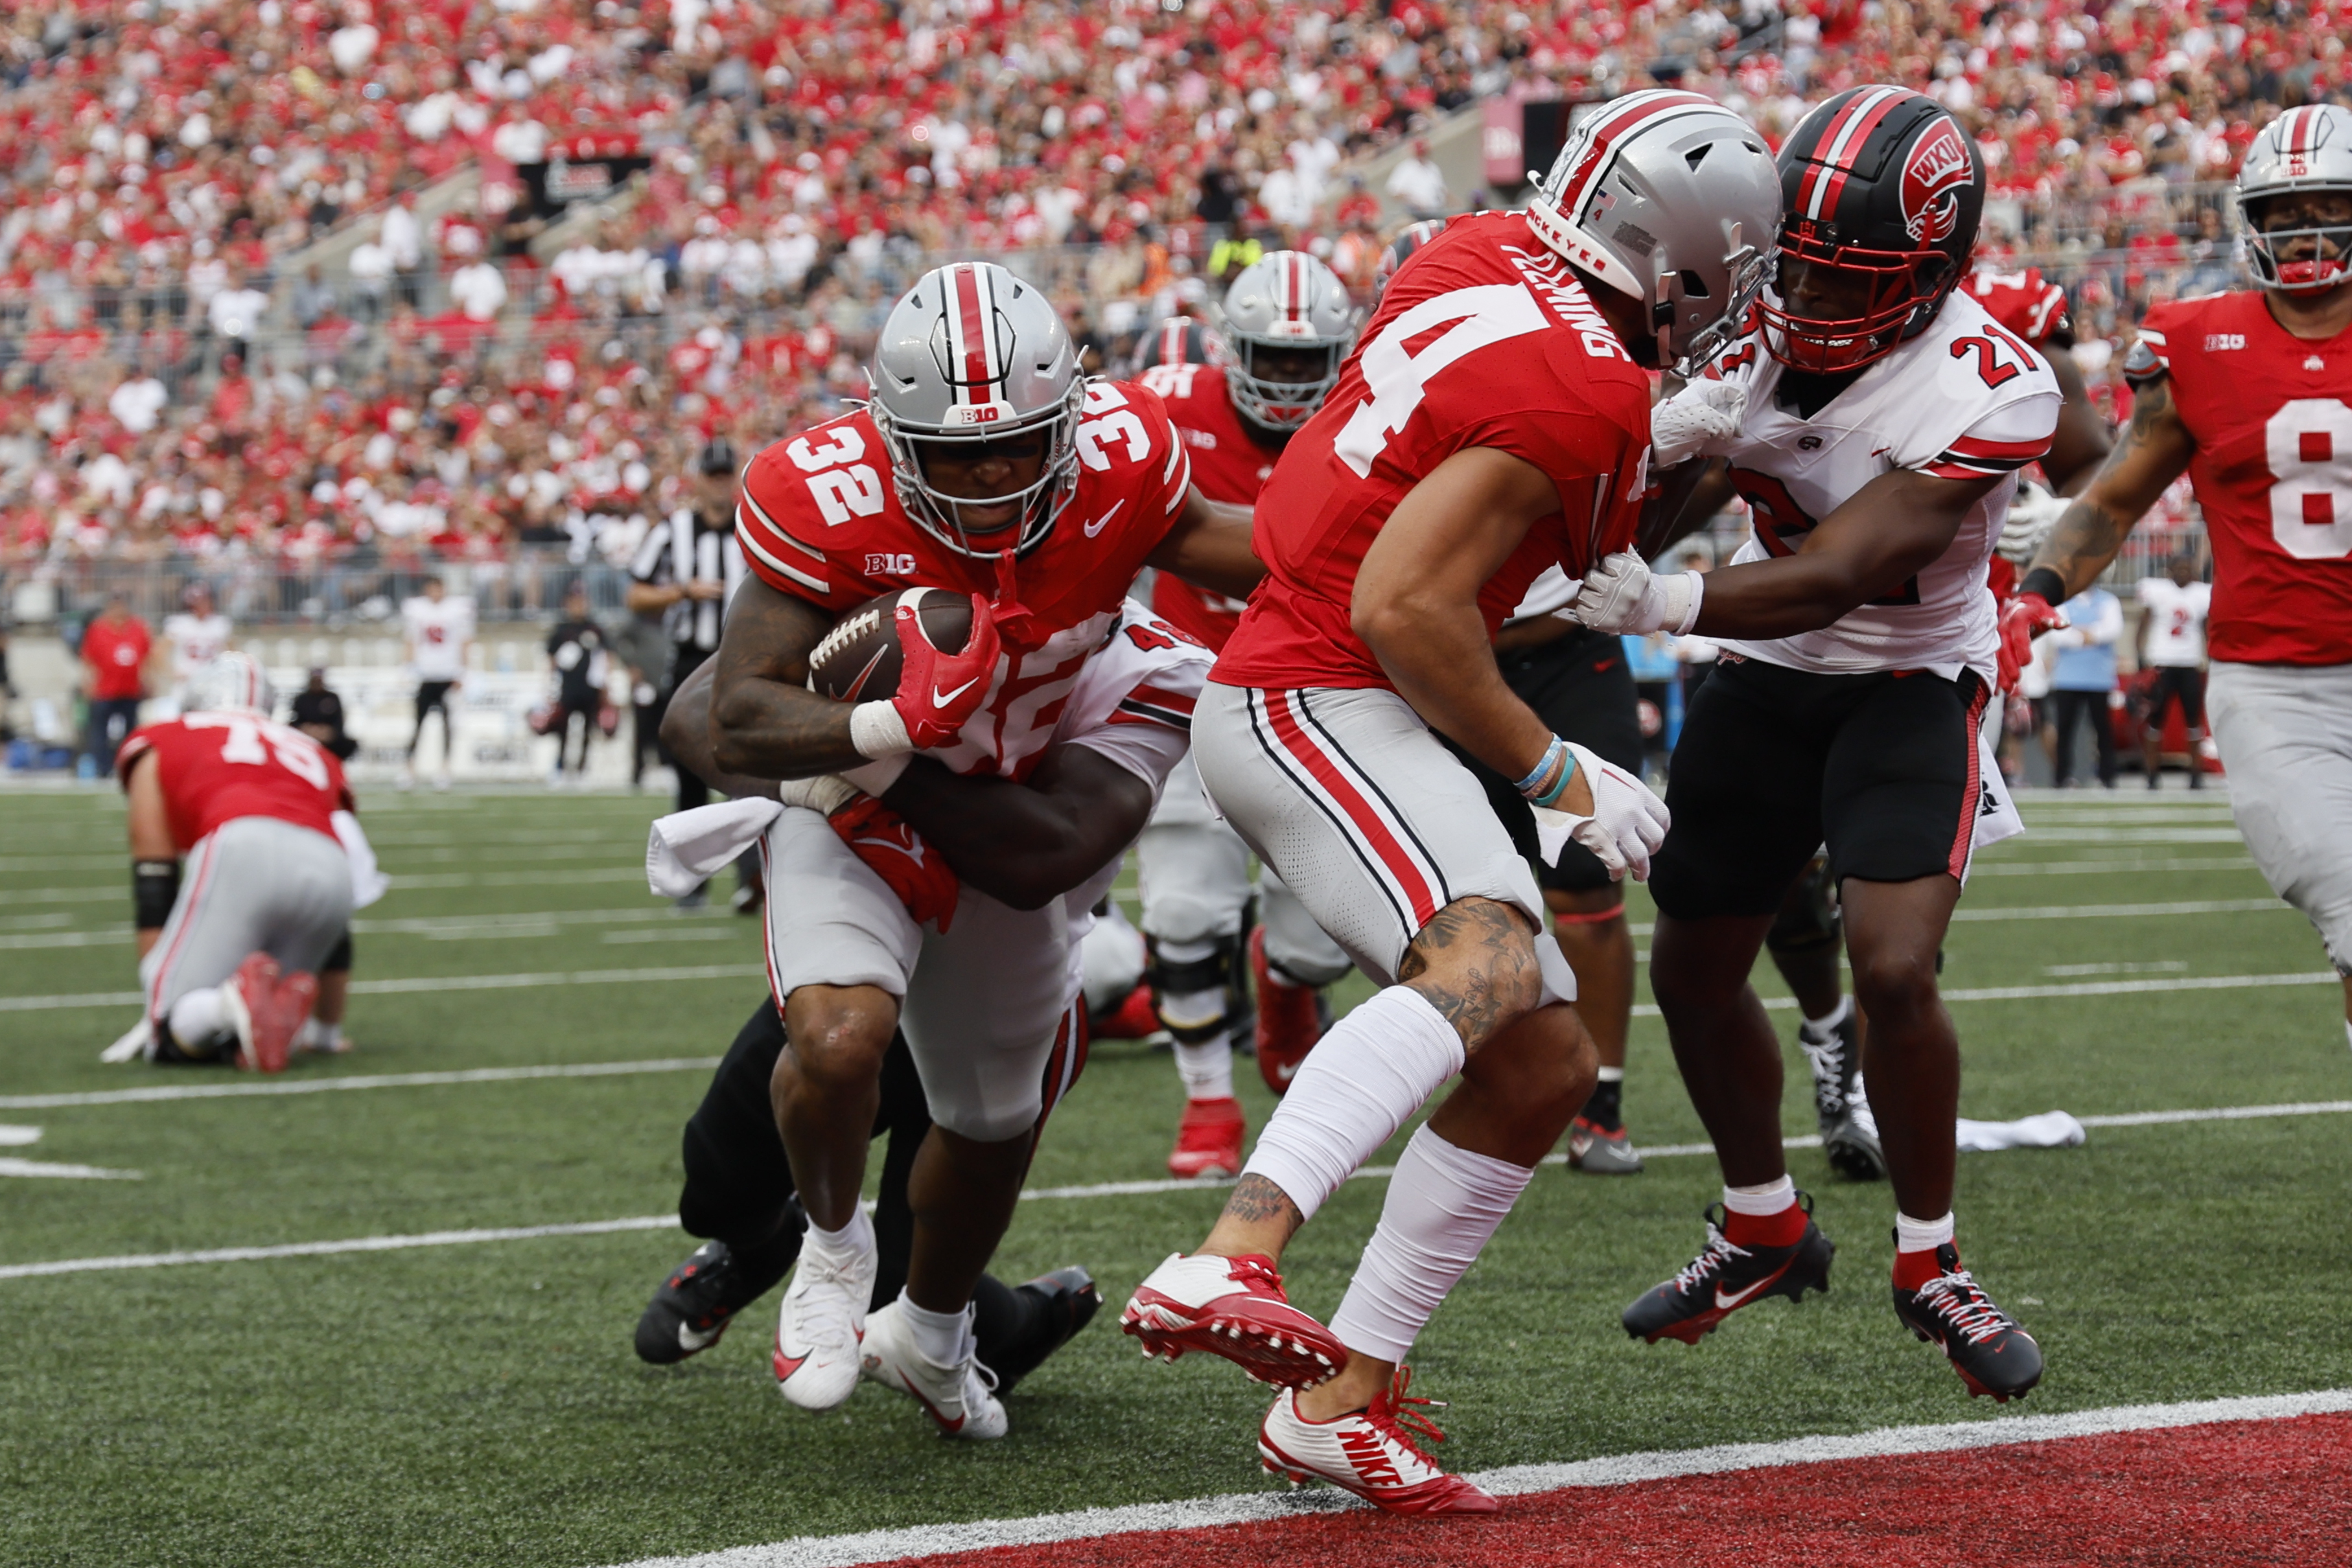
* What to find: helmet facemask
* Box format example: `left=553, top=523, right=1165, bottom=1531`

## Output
left=869, top=376, right=1086, bottom=559
left=1758, top=224, right=1958, bottom=374
left=2241, top=188, right=2352, bottom=293
left=1225, top=333, right=1347, bottom=433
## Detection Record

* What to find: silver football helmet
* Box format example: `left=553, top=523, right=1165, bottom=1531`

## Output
left=185, top=651, right=274, bottom=717
left=1526, top=89, right=1782, bottom=375
left=1217, top=251, right=1359, bottom=432
left=867, top=262, right=1085, bottom=557
left=2237, top=104, right=2352, bottom=293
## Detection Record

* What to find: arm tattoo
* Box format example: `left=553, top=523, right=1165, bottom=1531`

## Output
left=2033, top=377, right=2175, bottom=597
left=1219, top=1175, right=1304, bottom=1235
left=1397, top=897, right=1542, bottom=1050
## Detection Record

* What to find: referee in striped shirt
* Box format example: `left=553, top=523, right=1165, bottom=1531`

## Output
left=629, top=439, right=749, bottom=906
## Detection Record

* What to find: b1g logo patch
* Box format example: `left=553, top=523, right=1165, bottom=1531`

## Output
left=865, top=553, right=918, bottom=576
left=2206, top=334, right=2246, bottom=352
left=1900, top=119, right=1975, bottom=244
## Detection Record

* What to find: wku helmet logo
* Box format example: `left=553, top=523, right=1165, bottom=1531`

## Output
left=1898, top=120, right=1974, bottom=244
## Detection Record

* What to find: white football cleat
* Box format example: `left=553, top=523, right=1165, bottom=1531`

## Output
left=770, top=1234, right=877, bottom=1411
left=858, top=1300, right=1007, bottom=1440
left=1257, top=1368, right=1498, bottom=1516
left=1121, top=1251, right=1345, bottom=1387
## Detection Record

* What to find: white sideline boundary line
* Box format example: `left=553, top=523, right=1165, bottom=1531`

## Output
left=597, top=1390, right=2352, bottom=1567
left=7, top=1098, right=2351, bottom=1278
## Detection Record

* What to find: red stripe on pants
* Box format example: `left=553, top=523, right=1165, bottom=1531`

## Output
left=1261, top=691, right=1439, bottom=928
left=1947, top=680, right=1993, bottom=880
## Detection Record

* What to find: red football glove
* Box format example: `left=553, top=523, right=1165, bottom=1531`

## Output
left=892, top=592, right=1001, bottom=750
left=1996, top=592, right=2068, bottom=694
left=829, top=797, right=960, bottom=930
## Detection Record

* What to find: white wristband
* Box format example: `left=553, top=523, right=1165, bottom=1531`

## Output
left=848, top=700, right=912, bottom=760
left=1660, top=570, right=1705, bottom=636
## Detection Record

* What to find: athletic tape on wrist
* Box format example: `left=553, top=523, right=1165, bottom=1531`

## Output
left=1668, top=570, right=1705, bottom=636
left=848, top=700, right=913, bottom=759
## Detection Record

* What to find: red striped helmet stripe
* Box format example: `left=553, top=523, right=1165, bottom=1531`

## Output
left=949, top=264, right=991, bottom=403
left=1290, top=253, right=1308, bottom=323
left=1555, top=89, right=1717, bottom=214
left=1800, top=86, right=1914, bottom=221
left=2288, top=105, right=2321, bottom=154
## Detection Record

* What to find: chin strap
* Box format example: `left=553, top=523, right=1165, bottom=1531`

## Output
left=991, top=549, right=1035, bottom=646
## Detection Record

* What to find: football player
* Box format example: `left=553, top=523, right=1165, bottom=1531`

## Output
left=1585, top=89, right=2050, bottom=1401
left=711, top=262, right=1262, bottom=1438
left=1121, top=93, right=1778, bottom=1513
left=2008, top=102, right=2352, bottom=1044
left=118, top=652, right=356, bottom=1072
left=629, top=653, right=1197, bottom=1396
left=1134, top=251, right=1362, bottom=1181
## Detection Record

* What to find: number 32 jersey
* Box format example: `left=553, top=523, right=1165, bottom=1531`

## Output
left=1701, top=289, right=2060, bottom=682
left=2136, top=292, right=2352, bottom=665
left=733, top=381, right=1196, bottom=780
left=1215, top=209, right=1654, bottom=691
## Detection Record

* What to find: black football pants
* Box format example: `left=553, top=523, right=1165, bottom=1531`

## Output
left=676, top=998, right=1031, bottom=1357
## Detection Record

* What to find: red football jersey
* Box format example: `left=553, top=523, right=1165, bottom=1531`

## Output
left=2137, top=292, right=2352, bottom=665
left=734, top=382, right=1196, bottom=779
left=117, top=714, right=353, bottom=851
left=1137, top=361, right=1281, bottom=651
left=1215, top=209, right=1652, bottom=690
left=1961, top=266, right=2071, bottom=346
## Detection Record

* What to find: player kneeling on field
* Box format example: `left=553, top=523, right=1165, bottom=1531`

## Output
left=702, top=260, right=1261, bottom=1439
left=630, top=662, right=1107, bottom=1394
left=117, top=652, right=369, bottom=1072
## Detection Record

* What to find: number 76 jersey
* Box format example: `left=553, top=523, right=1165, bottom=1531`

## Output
left=2136, top=290, right=2352, bottom=665
left=1704, top=288, right=2060, bottom=682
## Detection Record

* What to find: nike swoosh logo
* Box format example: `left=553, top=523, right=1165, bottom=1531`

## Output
left=839, top=647, right=890, bottom=702
left=681, top=1322, right=721, bottom=1352
left=1714, top=1263, right=1792, bottom=1311
left=773, top=1348, right=809, bottom=1379
left=854, top=835, right=925, bottom=868
left=1082, top=500, right=1126, bottom=538
left=898, top=1372, right=965, bottom=1433
left=932, top=677, right=979, bottom=707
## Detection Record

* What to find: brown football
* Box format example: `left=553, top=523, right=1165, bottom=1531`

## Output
left=806, top=587, right=977, bottom=702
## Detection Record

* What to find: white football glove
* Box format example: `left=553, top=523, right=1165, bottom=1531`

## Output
left=1648, top=377, right=1747, bottom=468
left=1555, top=742, right=1671, bottom=882
left=1573, top=551, right=1704, bottom=636
left=1997, top=480, right=2067, bottom=565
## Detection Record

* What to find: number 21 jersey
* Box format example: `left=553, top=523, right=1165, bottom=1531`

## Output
left=1214, top=209, right=1653, bottom=691
left=2136, top=292, right=2352, bottom=665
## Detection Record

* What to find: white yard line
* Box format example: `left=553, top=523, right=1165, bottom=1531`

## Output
left=590, top=1390, right=2352, bottom=1567
left=1968, top=857, right=2254, bottom=877
left=0, top=1157, right=141, bottom=1181
left=0, top=1058, right=724, bottom=1111
left=6, top=1098, right=2349, bottom=1275
left=0, top=962, right=765, bottom=1013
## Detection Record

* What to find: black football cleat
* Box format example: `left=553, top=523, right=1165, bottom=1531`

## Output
left=1892, top=1242, right=2043, bottom=1403
left=1624, top=1196, right=1835, bottom=1345
left=634, top=1237, right=797, bottom=1365
left=984, top=1265, right=1103, bottom=1394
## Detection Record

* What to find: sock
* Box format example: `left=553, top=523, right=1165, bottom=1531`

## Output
left=1721, top=1176, right=1804, bottom=1247
left=1801, top=995, right=1852, bottom=1039
left=897, top=1289, right=975, bottom=1366
left=805, top=1205, right=874, bottom=1262
left=1241, top=986, right=1465, bottom=1225
left=1579, top=1067, right=1624, bottom=1131
left=2343, top=1019, right=2351, bottom=1055
left=300, top=1018, right=342, bottom=1052
left=1893, top=1210, right=1956, bottom=1289
left=168, top=987, right=230, bottom=1050
left=1328, top=1124, right=1534, bottom=1363
left=1172, top=1035, right=1235, bottom=1101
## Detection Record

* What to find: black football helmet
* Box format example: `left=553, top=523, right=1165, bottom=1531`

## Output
left=1758, top=87, right=1984, bottom=373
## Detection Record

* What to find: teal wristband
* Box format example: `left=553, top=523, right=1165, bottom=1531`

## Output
left=1513, top=735, right=1566, bottom=796
left=1530, top=746, right=1579, bottom=808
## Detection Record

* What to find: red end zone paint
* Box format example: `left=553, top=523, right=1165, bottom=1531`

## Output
left=876, top=1413, right=2352, bottom=1568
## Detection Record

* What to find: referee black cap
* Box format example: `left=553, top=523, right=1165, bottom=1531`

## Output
left=697, top=438, right=738, bottom=476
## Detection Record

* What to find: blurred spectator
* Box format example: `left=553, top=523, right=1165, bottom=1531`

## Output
left=544, top=581, right=606, bottom=789
left=290, top=669, right=358, bottom=763
left=292, top=267, right=340, bottom=332
left=161, top=584, right=233, bottom=706
left=80, top=590, right=152, bottom=772
left=2050, top=586, right=2125, bottom=789
left=382, top=192, right=428, bottom=312
left=1387, top=139, right=1450, bottom=220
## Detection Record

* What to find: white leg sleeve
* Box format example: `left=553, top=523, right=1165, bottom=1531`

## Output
left=1240, top=986, right=1463, bottom=1223
left=1327, top=1124, right=1533, bottom=1364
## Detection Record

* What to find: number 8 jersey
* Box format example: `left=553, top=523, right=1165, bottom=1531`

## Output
left=2134, top=291, right=2352, bottom=665
left=1213, top=209, right=1654, bottom=691
left=1702, top=288, right=2060, bottom=682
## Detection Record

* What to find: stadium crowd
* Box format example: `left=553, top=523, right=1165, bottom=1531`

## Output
left=0, top=0, right=2340, bottom=584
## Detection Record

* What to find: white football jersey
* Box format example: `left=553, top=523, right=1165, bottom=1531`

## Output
left=1701, top=291, right=2061, bottom=681
left=162, top=612, right=234, bottom=686
left=402, top=594, right=476, bottom=681
left=2134, top=577, right=2209, bottom=668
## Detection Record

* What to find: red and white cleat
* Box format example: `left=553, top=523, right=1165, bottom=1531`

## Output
left=1167, top=1096, right=1246, bottom=1179
left=1094, top=981, right=1163, bottom=1042
left=1250, top=928, right=1327, bottom=1096
left=219, top=953, right=307, bottom=1074
left=1121, top=1252, right=1345, bottom=1387
left=1257, top=1367, right=1499, bottom=1516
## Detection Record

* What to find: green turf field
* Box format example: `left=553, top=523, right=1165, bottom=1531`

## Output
left=3, top=785, right=2346, bottom=1567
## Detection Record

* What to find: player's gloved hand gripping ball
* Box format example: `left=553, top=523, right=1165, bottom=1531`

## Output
left=815, top=588, right=1003, bottom=758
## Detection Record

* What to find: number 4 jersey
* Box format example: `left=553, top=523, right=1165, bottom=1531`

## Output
left=1703, top=288, right=2060, bottom=682
left=1213, top=208, right=1654, bottom=691
left=118, top=715, right=354, bottom=851
left=2134, top=291, right=2352, bottom=665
